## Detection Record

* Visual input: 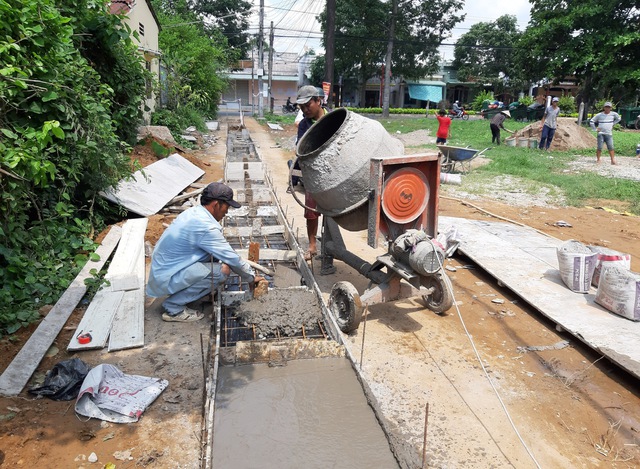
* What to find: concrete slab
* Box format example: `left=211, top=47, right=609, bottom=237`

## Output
left=101, top=153, right=204, bottom=216
left=266, top=122, right=283, bottom=131
left=440, top=216, right=640, bottom=379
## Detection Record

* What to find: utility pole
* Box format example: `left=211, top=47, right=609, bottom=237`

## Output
left=324, top=0, right=336, bottom=108
left=258, top=0, right=264, bottom=118
left=382, top=0, right=396, bottom=118
left=268, top=21, right=274, bottom=114
left=251, top=46, right=255, bottom=114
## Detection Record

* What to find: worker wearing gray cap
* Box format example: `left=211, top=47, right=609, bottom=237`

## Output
left=294, top=85, right=327, bottom=260
left=590, top=102, right=621, bottom=165
left=147, top=182, right=263, bottom=322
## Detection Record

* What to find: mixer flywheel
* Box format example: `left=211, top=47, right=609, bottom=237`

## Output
left=381, top=167, right=430, bottom=224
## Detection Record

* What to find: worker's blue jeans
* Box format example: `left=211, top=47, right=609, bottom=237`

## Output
left=538, top=125, right=556, bottom=149
left=162, top=262, right=227, bottom=315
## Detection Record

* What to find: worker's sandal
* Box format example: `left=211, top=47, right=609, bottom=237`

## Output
left=162, top=307, right=204, bottom=322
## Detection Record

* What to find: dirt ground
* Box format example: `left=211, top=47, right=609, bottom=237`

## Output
left=1, top=116, right=639, bottom=468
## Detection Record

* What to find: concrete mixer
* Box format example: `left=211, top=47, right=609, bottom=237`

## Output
left=292, top=108, right=453, bottom=333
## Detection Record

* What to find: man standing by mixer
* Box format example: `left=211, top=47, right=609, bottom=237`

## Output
left=294, top=85, right=327, bottom=260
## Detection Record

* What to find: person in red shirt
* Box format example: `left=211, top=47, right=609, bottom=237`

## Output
left=436, top=109, right=451, bottom=144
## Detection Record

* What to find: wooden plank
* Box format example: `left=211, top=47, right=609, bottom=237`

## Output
left=169, top=188, right=204, bottom=205
left=0, top=226, right=122, bottom=396
left=101, top=153, right=205, bottom=216
left=68, top=219, right=149, bottom=351
left=67, top=287, right=124, bottom=351
left=439, top=216, right=640, bottom=380
left=108, top=237, right=146, bottom=351
left=235, top=249, right=297, bottom=261
left=223, top=225, right=285, bottom=237
left=105, top=219, right=148, bottom=291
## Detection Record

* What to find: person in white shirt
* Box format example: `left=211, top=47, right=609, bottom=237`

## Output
left=590, top=102, right=621, bottom=165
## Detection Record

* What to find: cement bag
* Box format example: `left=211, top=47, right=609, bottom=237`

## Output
left=588, top=246, right=631, bottom=287
left=595, top=267, right=640, bottom=321
left=556, top=240, right=597, bottom=293
left=75, top=364, right=168, bottom=423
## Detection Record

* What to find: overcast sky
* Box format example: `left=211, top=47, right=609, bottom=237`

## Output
left=249, top=0, right=533, bottom=59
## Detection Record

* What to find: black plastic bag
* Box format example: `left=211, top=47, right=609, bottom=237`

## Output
left=29, top=358, right=91, bottom=401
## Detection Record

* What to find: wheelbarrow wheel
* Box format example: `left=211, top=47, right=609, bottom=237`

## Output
left=421, top=272, right=453, bottom=313
left=329, top=281, right=363, bottom=333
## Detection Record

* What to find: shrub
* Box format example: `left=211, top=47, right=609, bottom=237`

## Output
left=558, top=95, right=577, bottom=115
left=471, top=91, right=495, bottom=112
left=0, top=0, right=143, bottom=336
left=519, top=95, right=534, bottom=107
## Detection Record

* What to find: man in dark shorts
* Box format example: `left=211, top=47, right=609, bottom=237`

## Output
left=295, top=85, right=327, bottom=259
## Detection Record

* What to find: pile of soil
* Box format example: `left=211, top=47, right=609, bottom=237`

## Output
left=513, top=117, right=596, bottom=151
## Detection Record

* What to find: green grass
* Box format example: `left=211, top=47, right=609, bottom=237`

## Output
left=376, top=116, right=640, bottom=214
left=261, top=112, right=297, bottom=125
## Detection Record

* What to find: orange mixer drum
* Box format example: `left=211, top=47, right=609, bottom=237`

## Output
left=381, top=167, right=430, bottom=224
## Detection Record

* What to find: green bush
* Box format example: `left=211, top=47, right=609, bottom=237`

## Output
left=519, top=95, right=534, bottom=107
left=558, top=95, right=577, bottom=116
left=471, top=91, right=495, bottom=112
left=151, top=106, right=206, bottom=136
left=0, top=0, right=144, bottom=336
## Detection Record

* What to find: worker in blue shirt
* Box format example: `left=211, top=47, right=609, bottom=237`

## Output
left=147, top=182, right=263, bottom=322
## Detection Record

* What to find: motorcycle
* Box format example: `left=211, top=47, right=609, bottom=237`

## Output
left=448, top=107, right=469, bottom=120
left=282, top=98, right=297, bottom=114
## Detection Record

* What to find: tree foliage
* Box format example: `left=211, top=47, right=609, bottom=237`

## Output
left=390, top=0, right=465, bottom=80
left=0, top=0, right=146, bottom=336
left=453, top=15, right=524, bottom=93
left=319, top=0, right=463, bottom=105
left=151, top=0, right=234, bottom=119
left=191, top=0, right=252, bottom=58
left=519, top=0, right=640, bottom=105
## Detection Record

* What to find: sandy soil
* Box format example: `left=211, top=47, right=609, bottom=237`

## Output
left=251, top=117, right=640, bottom=468
left=1, top=116, right=639, bottom=468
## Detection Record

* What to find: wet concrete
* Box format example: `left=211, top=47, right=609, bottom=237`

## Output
left=212, top=357, right=399, bottom=468
left=235, top=288, right=322, bottom=337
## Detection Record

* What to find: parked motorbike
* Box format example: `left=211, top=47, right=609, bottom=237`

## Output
left=282, top=98, right=297, bottom=114
left=448, top=107, right=469, bottom=120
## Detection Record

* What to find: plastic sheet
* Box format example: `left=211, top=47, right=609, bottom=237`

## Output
left=29, top=358, right=91, bottom=401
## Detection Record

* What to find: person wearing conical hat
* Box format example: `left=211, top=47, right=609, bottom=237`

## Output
left=489, top=109, right=514, bottom=145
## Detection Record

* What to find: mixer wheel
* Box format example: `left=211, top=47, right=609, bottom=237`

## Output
left=329, top=281, right=363, bottom=333
left=421, top=272, right=453, bottom=313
